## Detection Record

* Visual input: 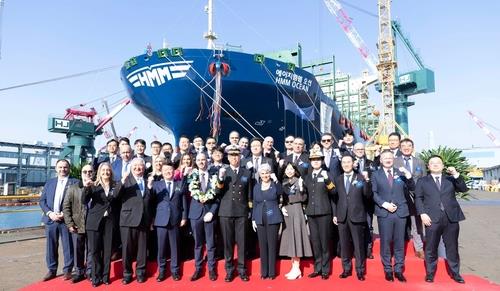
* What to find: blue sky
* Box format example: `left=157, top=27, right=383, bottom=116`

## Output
left=0, top=0, right=499, bottom=150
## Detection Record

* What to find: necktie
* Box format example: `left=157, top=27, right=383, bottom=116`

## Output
left=166, top=181, right=172, bottom=198
left=293, top=155, right=298, bottom=164
left=313, top=173, right=317, bottom=180
left=404, top=157, right=412, bottom=173
left=358, top=158, right=364, bottom=172
left=435, top=176, right=441, bottom=190
left=254, top=157, right=259, bottom=172
left=345, top=174, right=351, bottom=193
left=137, top=179, right=144, bottom=196
left=387, top=169, right=393, bottom=187
left=200, top=172, right=206, bottom=192
left=325, top=150, right=331, bottom=168
left=110, top=156, right=115, bottom=164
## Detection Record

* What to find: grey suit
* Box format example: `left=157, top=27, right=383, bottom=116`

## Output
left=394, top=155, right=426, bottom=252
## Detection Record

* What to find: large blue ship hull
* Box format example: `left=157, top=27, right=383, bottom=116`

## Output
left=120, top=48, right=358, bottom=148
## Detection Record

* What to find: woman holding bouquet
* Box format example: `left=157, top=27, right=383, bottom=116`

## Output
left=187, top=152, right=219, bottom=281
left=251, top=163, right=283, bottom=280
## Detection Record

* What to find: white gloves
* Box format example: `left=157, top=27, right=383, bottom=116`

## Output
left=298, top=177, right=304, bottom=192
left=246, top=161, right=253, bottom=169
left=203, top=212, right=213, bottom=222
left=281, top=207, right=288, bottom=217
left=252, top=220, right=257, bottom=232
left=321, top=170, right=328, bottom=180
left=270, top=173, right=278, bottom=182
left=218, top=167, right=226, bottom=180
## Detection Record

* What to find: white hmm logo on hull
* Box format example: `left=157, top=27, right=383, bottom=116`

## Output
left=126, top=61, right=193, bottom=88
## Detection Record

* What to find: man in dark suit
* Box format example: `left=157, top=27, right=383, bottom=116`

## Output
left=189, top=153, right=219, bottom=281
left=372, top=150, right=414, bottom=282
left=242, top=138, right=276, bottom=183
left=333, top=154, right=372, bottom=281
left=148, top=162, right=187, bottom=282
left=94, top=139, right=120, bottom=169
left=352, top=142, right=376, bottom=259
left=171, top=135, right=191, bottom=168
left=338, top=129, right=356, bottom=156
left=373, top=132, right=403, bottom=168
left=284, top=137, right=309, bottom=177
left=279, top=135, right=295, bottom=160
left=216, top=145, right=252, bottom=282
left=134, top=139, right=152, bottom=172
left=117, top=158, right=154, bottom=284
left=39, top=159, right=79, bottom=281
left=303, top=149, right=336, bottom=280
left=394, top=138, right=426, bottom=259
left=415, top=155, right=468, bottom=284
left=63, top=164, right=93, bottom=283
left=112, top=144, right=133, bottom=182
left=321, top=132, right=342, bottom=179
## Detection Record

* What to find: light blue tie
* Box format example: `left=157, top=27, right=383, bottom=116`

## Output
left=138, top=179, right=144, bottom=196
left=345, top=175, right=351, bottom=193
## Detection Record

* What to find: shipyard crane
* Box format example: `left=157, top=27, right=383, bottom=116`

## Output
left=467, top=111, right=500, bottom=147
left=48, top=98, right=131, bottom=166
left=323, top=0, right=435, bottom=142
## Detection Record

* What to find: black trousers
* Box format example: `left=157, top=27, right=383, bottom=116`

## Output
left=378, top=214, right=407, bottom=273
left=156, top=224, right=180, bottom=273
left=256, top=222, right=279, bottom=277
left=219, top=216, right=247, bottom=275
left=308, top=214, right=332, bottom=274
left=120, top=226, right=148, bottom=279
left=425, top=210, right=461, bottom=275
left=87, top=216, right=113, bottom=281
left=191, top=218, right=217, bottom=271
left=338, top=219, right=366, bottom=275
left=72, top=232, right=87, bottom=275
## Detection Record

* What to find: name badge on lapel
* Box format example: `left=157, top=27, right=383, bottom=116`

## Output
left=240, top=176, right=248, bottom=183
left=317, top=177, right=325, bottom=182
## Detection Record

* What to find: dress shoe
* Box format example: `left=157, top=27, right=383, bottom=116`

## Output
left=224, top=273, right=233, bottom=282
left=102, top=277, right=110, bottom=285
left=239, top=273, right=249, bottom=281
left=367, top=248, right=374, bottom=259
left=43, top=271, right=57, bottom=281
left=110, top=251, right=121, bottom=261
left=156, top=272, right=166, bottom=282
left=137, top=276, right=146, bottom=283
left=415, top=250, right=425, bottom=259
left=260, top=275, right=268, bottom=280
left=92, top=279, right=102, bottom=287
left=452, top=274, right=465, bottom=284
left=71, top=274, right=85, bottom=283
left=172, top=273, right=181, bottom=281
left=339, top=271, right=352, bottom=279
left=357, top=273, right=365, bottom=281
left=122, top=277, right=132, bottom=285
left=308, top=271, right=321, bottom=278
left=191, top=270, right=202, bottom=281
left=394, top=272, right=407, bottom=282
left=425, top=273, right=434, bottom=283
left=385, top=272, right=394, bottom=282
left=63, top=272, right=72, bottom=281
left=269, top=275, right=276, bottom=280
left=321, top=273, right=329, bottom=280
left=209, top=270, right=217, bottom=281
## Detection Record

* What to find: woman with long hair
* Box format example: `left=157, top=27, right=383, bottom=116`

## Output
left=279, top=162, right=312, bottom=280
left=150, top=155, right=165, bottom=181
left=173, top=153, right=193, bottom=181
left=83, top=162, right=122, bottom=287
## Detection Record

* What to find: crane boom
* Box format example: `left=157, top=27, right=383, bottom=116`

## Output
left=467, top=111, right=500, bottom=147
left=377, top=0, right=396, bottom=135
left=323, top=0, right=378, bottom=75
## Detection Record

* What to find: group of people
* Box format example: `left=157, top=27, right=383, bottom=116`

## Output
left=39, top=129, right=468, bottom=287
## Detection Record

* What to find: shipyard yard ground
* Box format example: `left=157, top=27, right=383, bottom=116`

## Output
left=0, top=190, right=499, bottom=291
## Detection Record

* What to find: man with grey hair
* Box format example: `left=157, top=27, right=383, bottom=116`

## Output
left=117, top=157, right=154, bottom=284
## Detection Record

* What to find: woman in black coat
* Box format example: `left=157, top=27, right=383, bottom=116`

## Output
left=83, top=162, right=122, bottom=287
left=251, top=163, right=283, bottom=279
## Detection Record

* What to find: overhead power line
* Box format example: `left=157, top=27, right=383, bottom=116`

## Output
left=0, top=65, right=121, bottom=92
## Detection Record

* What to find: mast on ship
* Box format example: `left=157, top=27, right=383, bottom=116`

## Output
left=204, top=0, right=217, bottom=49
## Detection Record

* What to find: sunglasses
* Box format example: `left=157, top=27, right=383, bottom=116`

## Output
left=321, top=139, right=331, bottom=142
left=82, top=170, right=94, bottom=174
left=285, top=140, right=294, bottom=143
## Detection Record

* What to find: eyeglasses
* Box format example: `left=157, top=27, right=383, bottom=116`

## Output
left=285, top=140, right=294, bottom=143
left=321, top=139, right=331, bottom=142
left=82, top=170, right=93, bottom=174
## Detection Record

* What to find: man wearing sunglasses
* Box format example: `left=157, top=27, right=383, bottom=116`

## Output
left=279, top=135, right=295, bottom=160
left=63, top=165, right=94, bottom=283
left=321, top=133, right=342, bottom=179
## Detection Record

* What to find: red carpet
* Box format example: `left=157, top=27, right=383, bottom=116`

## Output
left=22, top=239, right=500, bottom=291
